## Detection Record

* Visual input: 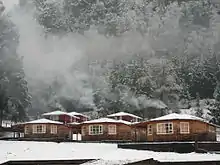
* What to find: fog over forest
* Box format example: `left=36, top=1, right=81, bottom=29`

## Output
left=1, top=0, right=220, bottom=123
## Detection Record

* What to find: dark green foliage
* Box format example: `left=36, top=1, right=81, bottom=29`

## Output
left=195, top=92, right=203, bottom=117
left=31, top=0, right=128, bottom=35
left=189, top=55, right=219, bottom=99
left=0, top=15, right=31, bottom=123
left=17, top=0, right=220, bottom=119
left=172, top=54, right=219, bottom=100
left=33, top=0, right=67, bottom=34
left=209, top=83, right=220, bottom=124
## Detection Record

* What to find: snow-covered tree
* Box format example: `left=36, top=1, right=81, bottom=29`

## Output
left=0, top=5, right=31, bottom=123
left=17, top=0, right=220, bottom=118
left=208, top=69, right=220, bottom=124
left=150, top=59, right=180, bottom=112
left=195, top=92, right=203, bottom=117
left=209, top=82, right=220, bottom=124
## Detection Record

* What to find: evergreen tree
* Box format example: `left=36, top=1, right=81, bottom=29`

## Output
left=195, top=92, right=203, bottom=117
left=209, top=71, right=220, bottom=124
left=32, top=0, right=66, bottom=34
left=202, top=55, right=219, bottom=98
left=105, top=58, right=153, bottom=115
left=151, top=59, right=180, bottom=111
left=189, top=55, right=219, bottom=99
left=0, top=7, right=31, bottom=123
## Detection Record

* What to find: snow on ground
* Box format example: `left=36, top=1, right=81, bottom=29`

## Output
left=0, top=141, right=220, bottom=165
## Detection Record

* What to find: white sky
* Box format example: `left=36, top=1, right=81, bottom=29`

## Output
left=2, top=0, right=18, bottom=12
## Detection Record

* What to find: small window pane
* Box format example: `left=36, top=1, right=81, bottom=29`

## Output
left=24, top=125, right=29, bottom=134
left=180, top=122, right=189, bottom=134
left=51, top=125, right=57, bottom=134
left=108, top=125, right=116, bottom=135
left=82, top=126, right=86, bottom=136
left=148, top=124, right=152, bottom=135
left=157, top=123, right=173, bottom=134
left=32, top=124, right=46, bottom=134
left=89, top=125, right=103, bottom=135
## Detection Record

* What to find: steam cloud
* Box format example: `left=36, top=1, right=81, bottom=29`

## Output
left=3, top=0, right=220, bottom=112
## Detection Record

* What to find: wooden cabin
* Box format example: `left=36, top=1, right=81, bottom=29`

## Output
left=42, top=110, right=79, bottom=124
left=23, top=118, right=72, bottom=140
left=107, top=112, right=142, bottom=123
left=68, top=112, right=89, bottom=122
left=80, top=118, right=133, bottom=141
left=134, top=113, right=218, bottom=142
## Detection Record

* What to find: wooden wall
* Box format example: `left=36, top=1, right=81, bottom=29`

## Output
left=81, top=123, right=132, bottom=141
left=134, top=120, right=216, bottom=142
left=24, top=124, right=71, bottom=140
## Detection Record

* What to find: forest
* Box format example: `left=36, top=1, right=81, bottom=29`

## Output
left=1, top=0, right=220, bottom=124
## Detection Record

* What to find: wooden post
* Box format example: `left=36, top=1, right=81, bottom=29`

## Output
left=194, top=134, right=198, bottom=152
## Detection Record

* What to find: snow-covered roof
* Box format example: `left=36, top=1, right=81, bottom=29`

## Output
left=67, top=122, right=80, bottom=125
left=24, top=118, right=63, bottom=125
left=82, top=118, right=132, bottom=125
left=149, top=113, right=206, bottom=122
left=68, top=111, right=88, bottom=118
left=42, top=110, right=79, bottom=119
left=42, top=110, right=68, bottom=116
left=107, top=112, right=142, bottom=119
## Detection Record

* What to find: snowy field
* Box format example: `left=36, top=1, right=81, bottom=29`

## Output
left=0, top=141, right=220, bottom=165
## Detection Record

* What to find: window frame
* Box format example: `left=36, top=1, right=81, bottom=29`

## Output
left=89, top=125, right=103, bottom=135
left=24, top=125, right=29, bottom=134
left=180, top=122, right=190, bottom=134
left=50, top=125, right=58, bottom=134
left=81, top=126, right=86, bottom=136
left=50, top=115, right=59, bottom=121
left=147, top=124, right=153, bottom=135
left=108, top=124, right=117, bottom=135
left=156, top=122, right=173, bottom=135
left=32, top=124, right=46, bottom=134
left=209, top=125, right=216, bottom=133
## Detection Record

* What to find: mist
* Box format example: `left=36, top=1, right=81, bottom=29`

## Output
left=3, top=0, right=220, bottom=114
left=3, top=0, right=156, bottom=111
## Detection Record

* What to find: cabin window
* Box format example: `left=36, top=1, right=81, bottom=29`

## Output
left=50, top=115, right=59, bottom=121
left=157, top=122, right=173, bottom=134
left=108, top=125, right=117, bottom=135
left=147, top=124, right=152, bottom=135
left=209, top=126, right=216, bottom=133
left=32, top=124, right=46, bottom=134
left=82, top=126, right=86, bottom=136
left=50, top=125, right=57, bottom=134
left=24, top=125, right=29, bottom=134
left=180, top=122, right=189, bottom=134
left=89, top=125, right=103, bottom=135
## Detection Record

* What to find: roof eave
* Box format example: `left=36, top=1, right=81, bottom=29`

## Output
left=81, top=122, right=131, bottom=125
